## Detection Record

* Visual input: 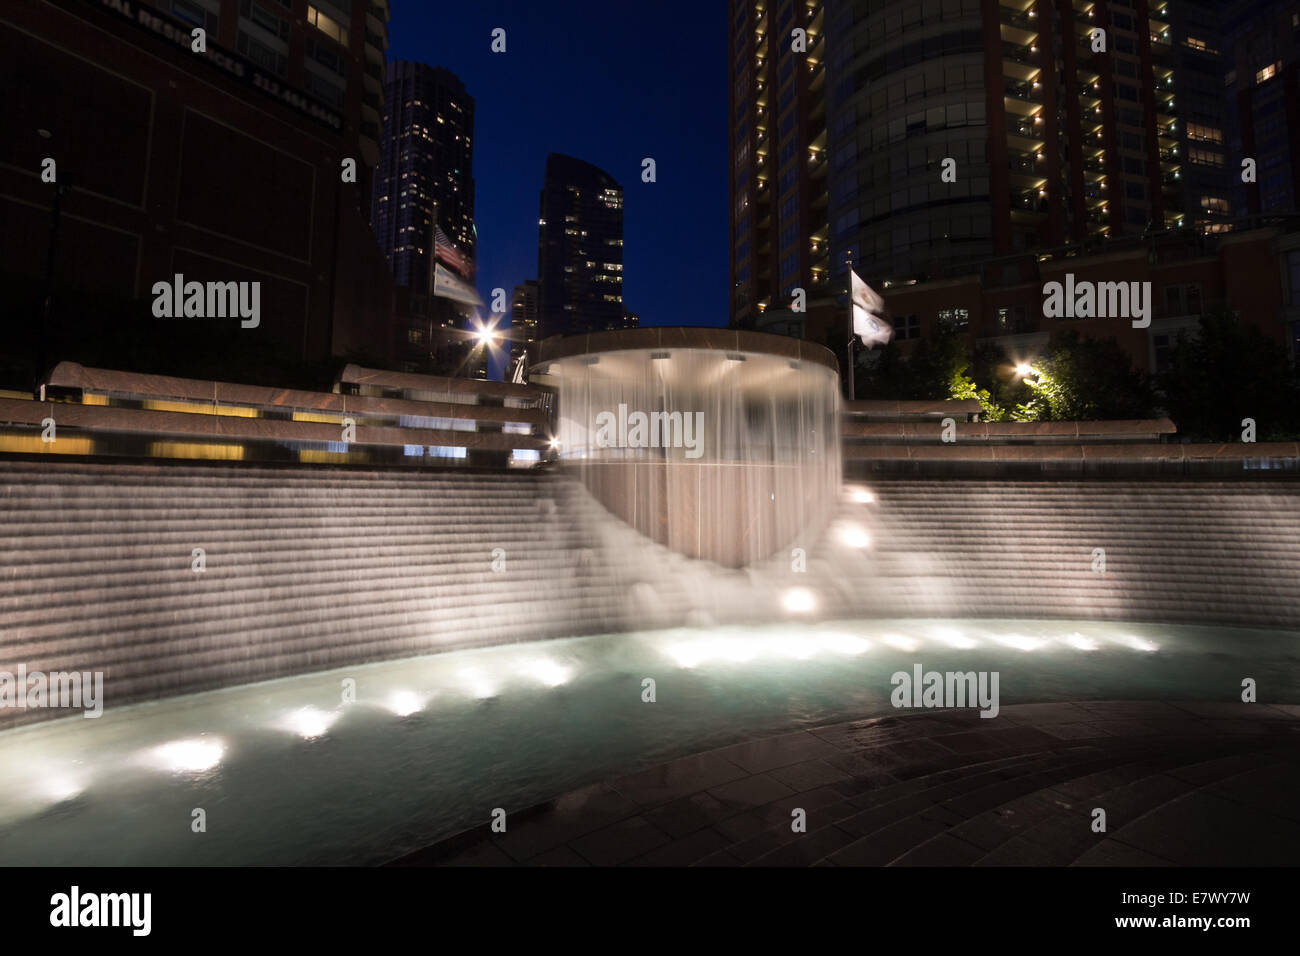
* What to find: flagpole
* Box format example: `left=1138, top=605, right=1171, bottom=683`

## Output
left=844, top=250, right=855, bottom=404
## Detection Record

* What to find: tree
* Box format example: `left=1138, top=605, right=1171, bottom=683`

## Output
left=1023, top=331, right=1156, bottom=421
left=855, top=325, right=973, bottom=401
left=1159, top=308, right=1300, bottom=441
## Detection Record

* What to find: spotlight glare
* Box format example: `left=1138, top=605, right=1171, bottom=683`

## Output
left=40, top=773, right=86, bottom=802
left=281, top=706, right=338, bottom=739
left=459, top=668, right=498, bottom=699
left=819, top=632, right=871, bottom=655
left=148, top=737, right=225, bottom=773
left=931, top=627, right=977, bottom=649
left=1119, top=634, right=1160, bottom=653
left=994, top=633, right=1044, bottom=652
left=880, top=633, right=919, bottom=652
left=386, top=690, right=424, bottom=716
left=837, top=523, right=870, bottom=548
left=773, top=635, right=817, bottom=660
left=519, top=658, right=571, bottom=687
left=782, top=588, right=816, bottom=614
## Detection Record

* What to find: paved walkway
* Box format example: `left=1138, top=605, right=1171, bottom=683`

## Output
left=389, top=701, right=1300, bottom=867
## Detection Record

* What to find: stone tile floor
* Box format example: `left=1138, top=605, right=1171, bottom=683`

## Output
left=388, top=701, right=1300, bottom=867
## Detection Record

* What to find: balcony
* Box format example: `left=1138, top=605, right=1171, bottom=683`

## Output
left=1008, top=163, right=1047, bottom=194
left=1009, top=117, right=1045, bottom=140
left=1003, top=77, right=1041, bottom=105
left=1008, top=153, right=1042, bottom=175
left=1011, top=188, right=1049, bottom=220
left=999, top=5, right=1039, bottom=33
left=1002, top=41, right=1037, bottom=68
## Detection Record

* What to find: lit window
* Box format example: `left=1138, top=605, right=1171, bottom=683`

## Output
left=307, top=5, right=349, bottom=46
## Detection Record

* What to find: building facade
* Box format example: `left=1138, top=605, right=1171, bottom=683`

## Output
left=729, top=0, right=1239, bottom=328
left=509, top=279, right=540, bottom=374
left=1225, top=0, right=1300, bottom=217
left=729, top=0, right=829, bottom=328
left=844, top=219, right=1293, bottom=377
left=370, top=61, right=475, bottom=291
left=537, top=153, right=624, bottom=339
left=369, top=60, right=480, bottom=376
left=1, top=0, right=393, bottom=387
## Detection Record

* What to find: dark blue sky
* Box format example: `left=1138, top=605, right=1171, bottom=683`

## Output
left=387, top=0, right=729, bottom=361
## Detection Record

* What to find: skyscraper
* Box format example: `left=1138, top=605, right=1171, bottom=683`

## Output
left=371, top=62, right=475, bottom=292
left=1225, top=0, right=1300, bottom=217
left=728, top=0, right=1234, bottom=320
left=509, top=280, right=540, bottom=375
left=370, top=61, right=478, bottom=375
left=537, top=154, right=624, bottom=339
left=728, top=0, right=829, bottom=329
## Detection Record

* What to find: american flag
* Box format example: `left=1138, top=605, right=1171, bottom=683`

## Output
left=434, top=225, right=470, bottom=276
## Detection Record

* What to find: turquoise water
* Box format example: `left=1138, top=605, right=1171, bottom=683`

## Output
left=0, top=618, right=1296, bottom=866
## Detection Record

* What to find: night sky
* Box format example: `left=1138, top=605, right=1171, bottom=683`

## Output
left=386, top=0, right=729, bottom=367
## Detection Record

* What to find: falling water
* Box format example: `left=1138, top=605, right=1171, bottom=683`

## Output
left=534, top=346, right=841, bottom=567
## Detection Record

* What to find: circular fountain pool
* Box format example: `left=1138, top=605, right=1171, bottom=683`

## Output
left=0, top=618, right=1296, bottom=865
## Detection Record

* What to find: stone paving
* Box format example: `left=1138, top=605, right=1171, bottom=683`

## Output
left=389, top=701, right=1300, bottom=867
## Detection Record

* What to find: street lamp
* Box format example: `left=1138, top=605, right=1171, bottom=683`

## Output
left=35, top=128, right=72, bottom=399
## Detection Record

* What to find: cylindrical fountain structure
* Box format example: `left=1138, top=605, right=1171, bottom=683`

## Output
left=533, top=328, right=842, bottom=568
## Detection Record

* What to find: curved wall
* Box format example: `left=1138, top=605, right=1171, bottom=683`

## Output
left=534, top=329, right=842, bottom=567
left=5, top=459, right=1300, bottom=729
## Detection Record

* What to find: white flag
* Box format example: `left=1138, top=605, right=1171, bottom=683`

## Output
left=433, top=262, right=484, bottom=307
left=850, top=267, right=892, bottom=348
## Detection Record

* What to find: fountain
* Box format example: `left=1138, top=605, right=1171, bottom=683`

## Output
left=531, top=328, right=842, bottom=567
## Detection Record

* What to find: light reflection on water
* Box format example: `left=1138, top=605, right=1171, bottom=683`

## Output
left=0, top=618, right=1295, bottom=866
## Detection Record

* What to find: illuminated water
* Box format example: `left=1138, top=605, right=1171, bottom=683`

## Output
left=0, top=618, right=1296, bottom=866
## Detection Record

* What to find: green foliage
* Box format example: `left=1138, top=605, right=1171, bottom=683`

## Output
left=1158, top=308, right=1300, bottom=441
left=1026, top=331, right=1157, bottom=421
left=857, top=324, right=1154, bottom=423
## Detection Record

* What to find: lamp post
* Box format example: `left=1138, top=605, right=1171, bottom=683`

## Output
left=844, top=249, right=856, bottom=403
left=35, top=128, right=70, bottom=399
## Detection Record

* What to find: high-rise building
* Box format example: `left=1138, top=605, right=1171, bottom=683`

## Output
left=371, top=62, right=476, bottom=291
left=728, top=0, right=1236, bottom=324
left=729, top=0, right=829, bottom=328
left=537, top=154, right=624, bottom=339
left=1160, top=0, right=1233, bottom=233
left=509, top=280, right=540, bottom=374
left=370, top=61, right=478, bottom=375
left=1, top=0, right=393, bottom=387
left=622, top=310, right=641, bottom=329
left=1225, top=0, right=1300, bottom=217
